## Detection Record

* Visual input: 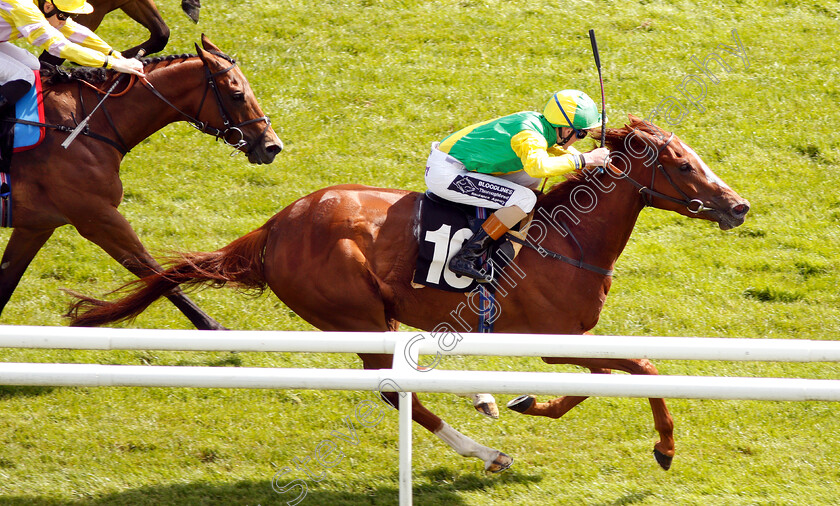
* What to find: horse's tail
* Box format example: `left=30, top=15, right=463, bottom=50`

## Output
left=66, top=223, right=273, bottom=327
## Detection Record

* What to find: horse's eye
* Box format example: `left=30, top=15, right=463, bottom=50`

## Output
left=678, top=163, right=694, bottom=173
left=232, top=92, right=246, bottom=102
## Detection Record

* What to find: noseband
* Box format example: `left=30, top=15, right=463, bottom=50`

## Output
left=140, top=55, right=271, bottom=155
left=611, top=131, right=715, bottom=214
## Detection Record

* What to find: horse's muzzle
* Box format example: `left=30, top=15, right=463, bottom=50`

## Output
left=247, top=136, right=283, bottom=165
left=716, top=200, right=750, bottom=230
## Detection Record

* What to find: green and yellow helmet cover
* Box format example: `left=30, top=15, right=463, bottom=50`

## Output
left=543, top=90, right=604, bottom=130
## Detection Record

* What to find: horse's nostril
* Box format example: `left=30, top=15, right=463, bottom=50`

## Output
left=733, top=203, right=749, bottom=216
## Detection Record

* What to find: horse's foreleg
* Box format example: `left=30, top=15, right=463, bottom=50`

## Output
left=0, top=228, right=55, bottom=315
left=181, top=0, right=201, bottom=23
left=510, top=357, right=675, bottom=470
left=72, top=210, right=226, bottom=330
left=360, top=353, right=512, bottom=474
left=597, top=358, right=675, bottom=470
left=119, top=0, right=171, bottom=57
left=649, top=397, right=675, bottom=470
left=507, top=363, right=610, bottom=418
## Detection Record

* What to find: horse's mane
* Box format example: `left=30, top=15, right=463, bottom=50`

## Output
left=542, top=117, right=662, bottom=200
left=40, top=50, right=235, bottom=86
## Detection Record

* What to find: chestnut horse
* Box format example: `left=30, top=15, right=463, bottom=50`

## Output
left=39, top=0, right=202, bottom=64
left=2, top=35, right=282, bottom=330
left=67, top=116, right=749, bottom=472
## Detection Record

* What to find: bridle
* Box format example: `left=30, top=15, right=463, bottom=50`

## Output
left=609, top=130, right=715, bottom=214
left=512, top=127, right=716, bottom=277
left=139, top=53, right=271, bottom=155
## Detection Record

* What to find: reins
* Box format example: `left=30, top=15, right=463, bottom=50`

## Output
left=4, top=53, right=271, bottom=155
left=75, top=73, right=138, bottom=98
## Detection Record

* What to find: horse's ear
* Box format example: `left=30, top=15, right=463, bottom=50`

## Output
left=200, top=34, right=222, bottom=53
left=195, top=41, right=207, bottom=64
left=627, top=113, right=642, bottom=124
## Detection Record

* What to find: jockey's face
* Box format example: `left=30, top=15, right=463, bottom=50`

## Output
left=559, top=127, right=577, bottom=149
left=43, top=2, right=72, bottom=28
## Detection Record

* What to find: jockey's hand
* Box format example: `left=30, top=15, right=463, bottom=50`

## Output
left=110, top=57, right=146, bottom=78
left=583, top=147, right=610, bottom=167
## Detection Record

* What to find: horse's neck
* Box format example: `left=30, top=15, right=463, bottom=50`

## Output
left=126, top=59, right=207, bottom=143
left=50, top=59, right=206, bottom=150
left=535, top=169, right=646, bottom=272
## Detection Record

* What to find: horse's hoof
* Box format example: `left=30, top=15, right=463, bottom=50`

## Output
left=475, top=401, right=499, bottom=419
left=484, top=451, right=513, bottom=474
left=506, top=394, right=535, bottom=414
left=181, top=0, right=201, bottom=23
left=653, top=448, right=673, bottom=470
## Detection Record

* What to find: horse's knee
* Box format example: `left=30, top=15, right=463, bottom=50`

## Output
left=146, top=27, right=170, bottom=54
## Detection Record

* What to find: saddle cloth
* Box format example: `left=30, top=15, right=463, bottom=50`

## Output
left=412, top=191, right=524, bottom=293
left=13, top=71, right=46, bottom=152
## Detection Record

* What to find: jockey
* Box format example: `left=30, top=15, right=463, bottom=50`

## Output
left=0, top=0, right=146, bottom=113
left=425, top=89, right=610, bottom=283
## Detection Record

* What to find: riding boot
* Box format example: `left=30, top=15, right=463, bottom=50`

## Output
left=448, top=213, right=510, bottom=283
left=0, top=80, right=31, bottom=113
left=0, top=93, right=11, bottom=161
left=448, top=227, right=495, bottom=283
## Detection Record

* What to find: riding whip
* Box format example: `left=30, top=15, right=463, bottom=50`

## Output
left=62, top=49, right=146, bottom=149
left=588, top=29, right=606, bottom=148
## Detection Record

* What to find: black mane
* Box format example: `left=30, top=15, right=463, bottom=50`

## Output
left=40, top=51, right=235, bottom=86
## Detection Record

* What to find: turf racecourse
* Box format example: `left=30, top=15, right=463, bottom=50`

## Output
left=2, top=1, right=840, bottom=504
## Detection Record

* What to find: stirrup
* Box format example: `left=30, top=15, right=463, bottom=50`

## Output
left=449, top=256, right=493, bottom=283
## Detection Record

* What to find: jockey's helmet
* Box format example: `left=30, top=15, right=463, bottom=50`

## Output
left=50, top=0, right=94, bottom=14
left=543, top=90, right=604, bottom=131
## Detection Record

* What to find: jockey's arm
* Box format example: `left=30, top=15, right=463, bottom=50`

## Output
left=10, top=2, right=116, bottom=68
left=59, top=20, right=123, bottom=60
left=511, top=130, right=584, bottom=179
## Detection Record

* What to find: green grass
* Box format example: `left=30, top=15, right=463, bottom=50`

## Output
left=2, top=0, right=840, bottom=504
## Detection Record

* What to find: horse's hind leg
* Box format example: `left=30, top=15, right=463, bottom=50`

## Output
left=510, top=357, right=675, bottom=470
left=0, top=228, right=54, bottom=315
left=359, top=353, right=513, bottom=474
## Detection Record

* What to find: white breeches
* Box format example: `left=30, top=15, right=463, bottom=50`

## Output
left=0, top=42, right=39, bottom=86
left=424, top=142, right=539, bottom=212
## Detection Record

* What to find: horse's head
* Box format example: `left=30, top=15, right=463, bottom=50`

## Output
left=193, top=35, right=283, bottom=164
left=605, top=115, right=749, bottom=230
